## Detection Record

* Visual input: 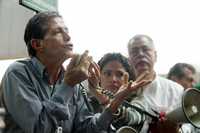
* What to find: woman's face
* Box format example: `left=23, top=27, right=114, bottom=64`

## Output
left=100, top=60, right=127, bottom=94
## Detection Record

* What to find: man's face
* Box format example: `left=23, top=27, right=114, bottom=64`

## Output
left=41, top=17, right=73, bottom=62
left=128, top=41, right=157, bottom=76
left=176, top=67, right=196, bottom=89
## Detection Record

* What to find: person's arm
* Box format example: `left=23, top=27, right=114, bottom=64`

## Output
left=2, top=69, right=74, bottom=133
left=126, top=102, right=146, bottom=126
left=68, top=87, right=113, bottom=133
left=110, top=101, right=146, bottom=131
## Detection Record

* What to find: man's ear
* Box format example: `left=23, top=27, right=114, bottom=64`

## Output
left=128, top=57, right=131, bottom=64
left=170, top=76, right=179, bottom=82
left=31, top=39, right=43, bottom=51
left=154, top=51, right=157, bottom=63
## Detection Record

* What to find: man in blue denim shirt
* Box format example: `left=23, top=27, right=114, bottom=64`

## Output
left=0, top=12, right=147, bottom=133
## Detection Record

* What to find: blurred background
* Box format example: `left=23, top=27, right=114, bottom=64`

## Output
left=0, top=0, right=200, bottom=82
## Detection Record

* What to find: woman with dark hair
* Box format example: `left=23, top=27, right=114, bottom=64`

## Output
left=87, top=52, right=149, bottom=132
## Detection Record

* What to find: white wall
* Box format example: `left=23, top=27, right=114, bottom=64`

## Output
left=0, top=0, right=35, bottom=59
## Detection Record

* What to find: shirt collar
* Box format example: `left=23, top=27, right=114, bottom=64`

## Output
left=31, top=57, right=46, bottom=78
left=30, top=57, right=64, bottom=83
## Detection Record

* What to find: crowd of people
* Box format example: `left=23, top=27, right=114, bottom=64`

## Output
left=0, top=11, right=199, bottom=133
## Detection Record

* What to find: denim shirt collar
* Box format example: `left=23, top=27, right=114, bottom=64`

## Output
left=30, top=57, right=64, bottom=83
left=31, top=57, right=46, bottom=78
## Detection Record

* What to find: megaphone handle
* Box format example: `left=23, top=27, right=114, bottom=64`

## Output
left=122, top=101, right=158, bottom=120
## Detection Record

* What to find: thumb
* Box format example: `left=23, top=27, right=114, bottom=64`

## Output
left=122, top=72, right=129, bottom=85
left=67, top=54, right=81, bottom=70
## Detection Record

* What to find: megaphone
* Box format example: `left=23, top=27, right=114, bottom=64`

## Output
left=116, top=126, right=138, bottom=133
left=166, top=89, right=200, bottom=128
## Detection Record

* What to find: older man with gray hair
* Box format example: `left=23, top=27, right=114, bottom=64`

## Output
left=127, top=34, right=185, bottom=133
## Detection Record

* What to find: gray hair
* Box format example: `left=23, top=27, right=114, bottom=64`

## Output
left=127, top=34, right=155, bottom=53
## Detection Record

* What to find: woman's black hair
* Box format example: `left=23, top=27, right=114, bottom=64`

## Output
left=98, top=52, right=135, bottom=80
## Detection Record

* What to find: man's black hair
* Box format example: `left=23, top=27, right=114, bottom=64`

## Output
left=24, top=11, right=61, bottom=57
